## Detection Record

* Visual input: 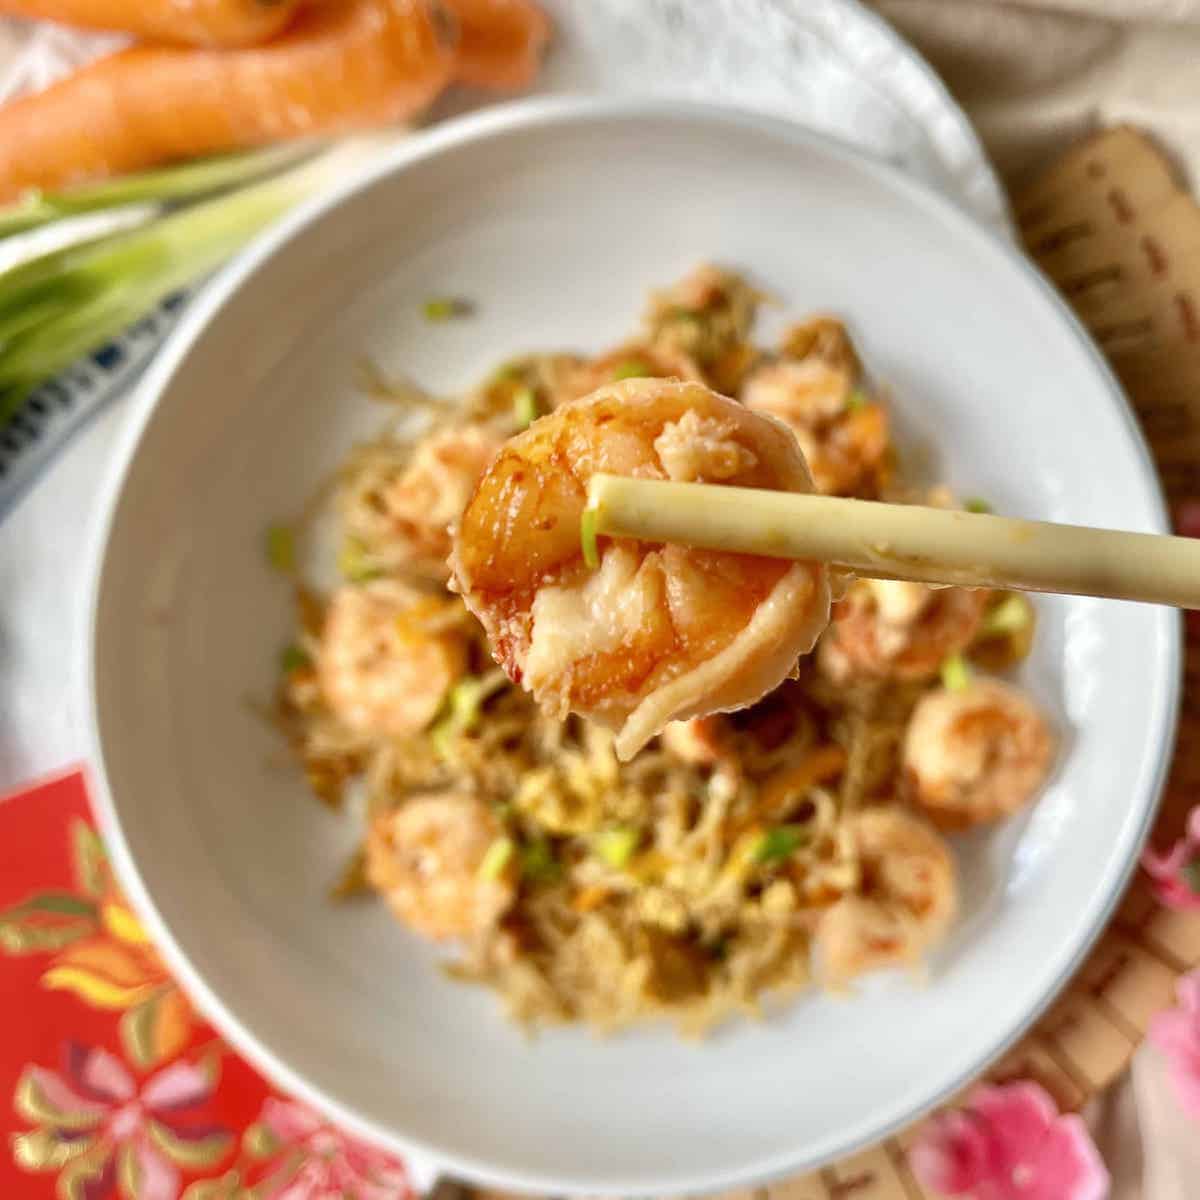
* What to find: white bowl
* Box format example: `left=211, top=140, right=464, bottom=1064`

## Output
left=87, top=99, right=1180, bottom=1196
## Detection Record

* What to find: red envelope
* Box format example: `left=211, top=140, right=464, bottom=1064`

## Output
left=0, top=769, right=413, bottom=1200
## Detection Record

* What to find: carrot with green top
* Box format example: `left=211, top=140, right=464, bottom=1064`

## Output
left=0, top=0, right=457, bottom=204
left=0, top=0, right=306, bottom=47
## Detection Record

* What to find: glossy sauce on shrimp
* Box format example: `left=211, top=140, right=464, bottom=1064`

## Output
left=450, top=379, right=831, bottom=760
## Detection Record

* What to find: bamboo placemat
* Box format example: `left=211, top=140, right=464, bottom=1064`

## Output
left=470, top=126, right=1200, bottom=1200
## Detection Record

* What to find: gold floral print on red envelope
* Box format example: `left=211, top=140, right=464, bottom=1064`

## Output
left=0, top=769, right=413, bottom=1200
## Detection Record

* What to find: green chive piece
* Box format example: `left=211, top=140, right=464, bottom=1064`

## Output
left=612, top=359, right=650, bottom=381
left=431, top=721, right=457, bottom=761
left=941, top=652, right=971, bottom=692
left=448, top=671, right=508, bottom=732
left=512, top=385, right=539, bottom=429
left=752, top=825, right=807, bottom=865
left=965, top=497, right=992, bottom=514
left=265, top=524, right=295, bottom=572
left=478, top=837, right=515, bottom=881
left=422, top=297, right=471, bottom=322
left=980, top=594, right=1031, bottom=638
left=581, top=507, right=600, bottom=569
left=595, top=828, right=640, bottom=869
left=431, top=671, right=509, bottom=759
left=279, top=644, right=310, bottom=673
left=1183, top=860, right=1200, bottom=895
left=337, top=537, right=380, bottom=583
left=844, top=388, right=869, bottom=412
left=520, top=838, right=561, bottom=883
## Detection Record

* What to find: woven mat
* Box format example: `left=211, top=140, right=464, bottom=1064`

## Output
left=469, top=127, right=1200, bottom=1200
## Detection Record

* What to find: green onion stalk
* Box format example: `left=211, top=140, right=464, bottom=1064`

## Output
left=0, top=144, right=315, bottom=241
left=0, top=140, right=377, bottom=427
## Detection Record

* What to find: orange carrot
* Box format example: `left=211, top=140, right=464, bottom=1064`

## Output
left=0, top=0, right=306, bottom=47
left=441, top=0, right=550, bottom=91
left=0, top=0, right=457, bottom=204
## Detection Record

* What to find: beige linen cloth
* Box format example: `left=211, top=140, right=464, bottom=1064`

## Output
left=865, top=4, right=1200, bottom=1196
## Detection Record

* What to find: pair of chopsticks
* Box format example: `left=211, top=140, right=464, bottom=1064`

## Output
left=585, top=475, right=1200, bottom=609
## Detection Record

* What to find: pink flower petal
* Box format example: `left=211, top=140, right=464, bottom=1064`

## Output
left=355, top=1177, right=412, bottom=1200
left=135, top=1138, right=181, bottom=1200
left=971, top=1081, right=1057, bottom=1158
left=1142, top=843, right=1188, bottom=880
left=274, top=1159, right=331, bottom=1200
left=1176, top=968, right=1200, bottom=1018
left=261, top=1097, right=326, bottom=1145
left=911, top=1082, right=1108, bottom=1200
left=27, top=1065, right=109, bottom=1123
left=1186, top=807, right=1200, bottom=844
left=1023, top=1114, right=1110, bottom=1200
left=141, top=1060, right=212, bottom=1111
left=67, top=1044, right=135, bottom=1104
left=910, top=1109, right=993, bottom=1193
left=1151, top=972, right=1200, bottom=1120
left=1149, top=1009, right=1198, bottom=1061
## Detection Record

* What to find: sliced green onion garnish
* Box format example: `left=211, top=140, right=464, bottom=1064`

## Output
left=478, top=837, right=515, bottom=881
left=448, top=670, right=508, bottom=732
left=431, top=671, right=509, bottom=758
left=337, top=537, right=380, bottom=583
left=940, top=652, right=972, bottom=692
left=844, top=388, right=869, bottom=412
left=520, top=838, right=561, bottom=883
left=265, top=524, right=295, bottom=572
left=612, top=359, right=650, bottom=381
left=979, top=594, right=1032, bottom=638
left=965, top=497, right=992, bottom=514
left=581, top=507, right=600, bottom=569
left=512, top=385, right=539, bottom=429
left=279, top=644, right=310, bottom=673
left=431, top=722, right=457, bottom=760
left=594, top=828, right=640, bottom=869
left=422, top=297, right=471, bottom=322
left=751, top=825, right=807, bottom=865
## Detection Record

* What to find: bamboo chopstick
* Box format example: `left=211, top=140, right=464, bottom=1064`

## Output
left=585, top=474, right=1200, bottom=609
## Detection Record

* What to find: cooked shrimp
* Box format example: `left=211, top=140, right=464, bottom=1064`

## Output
left=365, top=793, right=514, bottom=939
left=818, top=578, right=990, bottom=683
left=318, top=581, right=466, bottom=738
left=558, top=341, right=704, bottom=404
left=902, top=679, right=1054, bottom=829
left=472, top=353, right=584, bottom=419
left=344, top=425, right=501, bottom=581
left=740, top=314, right=889, bottom=496
left=449, top=379, right=831, bottom=761
left=815, top=808, right=957, bottom=988
left=644, top=264, right=762, bottom=391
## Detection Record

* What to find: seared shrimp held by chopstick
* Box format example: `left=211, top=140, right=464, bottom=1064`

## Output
left=449, top=379, right=831, bottom=761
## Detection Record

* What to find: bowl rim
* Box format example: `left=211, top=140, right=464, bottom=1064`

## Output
left=83, top=95, right=1182, bottom=1195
